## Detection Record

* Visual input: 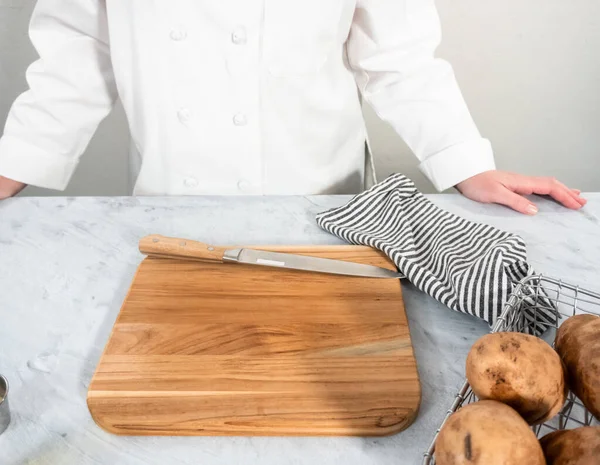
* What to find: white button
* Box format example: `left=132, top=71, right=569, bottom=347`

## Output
left=233, top=113, right=247, bottom=126
left=184, top=177, right=198, bottom=188
left=177, top=108, right=192, bottom=123
left=170, top=29, right=187, bottom=41
left=237, top=180, right=251, bottom=191
left=231, top=27, right=247, bottom=45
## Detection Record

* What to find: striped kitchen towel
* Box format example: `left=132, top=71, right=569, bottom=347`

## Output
left=316, top=173, right=557, bottom=334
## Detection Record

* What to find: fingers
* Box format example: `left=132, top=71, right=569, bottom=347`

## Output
left=459, top=171, right=586, bottom=215
left=511, top=177, right=584, bottom=210
left=556, top=180, right=587, bottom=207
left=551, top=178, right=586, bottom=206
left=490, top=185, right=539, bottom=215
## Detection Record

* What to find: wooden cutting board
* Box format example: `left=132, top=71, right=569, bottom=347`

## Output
left=87, top=245, right=421, bottom=436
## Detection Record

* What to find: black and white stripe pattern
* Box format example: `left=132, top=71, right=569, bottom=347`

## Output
left=316, top=173, right=556, bottom=332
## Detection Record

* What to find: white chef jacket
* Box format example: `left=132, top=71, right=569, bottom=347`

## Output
left=0, top=0, right=495, bottom=196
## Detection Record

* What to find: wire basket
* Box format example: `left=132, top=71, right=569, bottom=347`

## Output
left=423, top=274, right=600, bottom=465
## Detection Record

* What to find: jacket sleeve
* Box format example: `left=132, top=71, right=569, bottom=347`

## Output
left=346, top=0, right=495, bottom=191
left=0, top=0, right=118, bottom=190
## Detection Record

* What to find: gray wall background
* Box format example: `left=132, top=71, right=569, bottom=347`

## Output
left=1, top=0, right=599, bottom=196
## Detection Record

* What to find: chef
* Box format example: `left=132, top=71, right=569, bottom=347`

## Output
left=0, top=0, right=586, bottom=214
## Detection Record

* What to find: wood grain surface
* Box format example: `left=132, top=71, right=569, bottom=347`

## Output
left=87, top=245, right=421, bottom=436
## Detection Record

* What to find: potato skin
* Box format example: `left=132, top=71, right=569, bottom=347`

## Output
left=555, top=315, right=600, bottom=421
left=436, top=400, right=545, bottom=465
left=466, top=332, right=567, bottom=424
left=539, top=426, right=600, bottom=465
left=555, top=314, right=597, bottom=349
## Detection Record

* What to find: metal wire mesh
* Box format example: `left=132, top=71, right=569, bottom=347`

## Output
left=422, top=275, right=600, bottom=465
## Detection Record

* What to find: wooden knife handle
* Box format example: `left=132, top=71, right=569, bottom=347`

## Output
left=139, top=234, right=228, bottom=263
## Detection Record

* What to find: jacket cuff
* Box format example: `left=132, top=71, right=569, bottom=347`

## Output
left=418, top=139, right=496, bottom=192
left=0, top=135, right=78, bottom=190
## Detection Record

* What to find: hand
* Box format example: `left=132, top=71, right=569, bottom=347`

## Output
left=0, top=176, right=26, bottom=200
left=455, top=170, right=586, bottom=215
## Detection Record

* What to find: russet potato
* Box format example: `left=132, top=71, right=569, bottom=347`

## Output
left=466, top=332, right=566, bottom=424
left=540, top=426, right=600, bottom=465
left=436, top=400, right=545, bottom=465
left=555, top=314, right=600, bottom=421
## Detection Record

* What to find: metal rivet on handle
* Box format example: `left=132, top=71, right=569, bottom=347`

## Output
left=207, top=247, right=215, bottom=251
left=152, top=238, right=159, bottom=243
left=180, top=241, right=187, bottom=246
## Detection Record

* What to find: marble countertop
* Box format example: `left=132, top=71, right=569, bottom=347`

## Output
left=1, top=193, right=599, bottom=465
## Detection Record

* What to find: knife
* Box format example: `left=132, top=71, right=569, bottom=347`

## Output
left=138, top=235, right=404, bottom=279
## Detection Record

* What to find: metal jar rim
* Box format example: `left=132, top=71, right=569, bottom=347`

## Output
left=0, top=374, right=8, bottom=405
